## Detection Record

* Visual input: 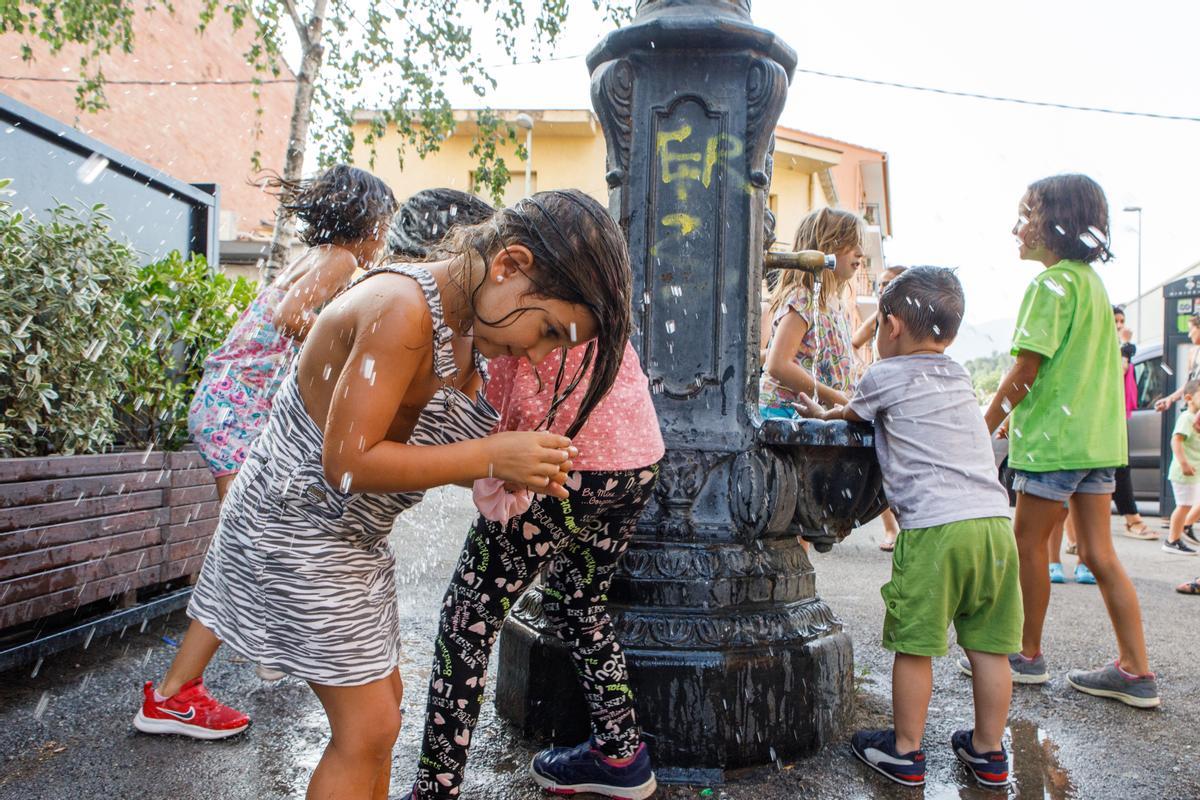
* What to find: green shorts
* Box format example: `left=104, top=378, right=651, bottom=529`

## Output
left=881, top=517, right=1023, bottom=657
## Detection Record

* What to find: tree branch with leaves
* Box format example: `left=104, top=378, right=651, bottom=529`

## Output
left=2, top=0, right=632, bottom=275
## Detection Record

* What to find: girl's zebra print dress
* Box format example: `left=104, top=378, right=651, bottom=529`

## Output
left=187, top=265, right=498, bottom=686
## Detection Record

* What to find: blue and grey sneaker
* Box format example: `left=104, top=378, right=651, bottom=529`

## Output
left=1074, top=563, right=1097, bottom=584
left=849, top=729, right=926, bottom=786
left=957, top=652, right=1049, bottom=684
left=1066, top=661, right=1160, bottom=709
left=951, top=729, right=1010, bottom=787
left=530, top=740, right=656, bottom=799
left=1049, top=562, right=1065, bottom=583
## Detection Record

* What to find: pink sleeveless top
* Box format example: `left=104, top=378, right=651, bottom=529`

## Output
left=485, top=341, right=664, bottom=472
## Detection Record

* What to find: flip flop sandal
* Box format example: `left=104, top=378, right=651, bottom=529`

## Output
left=1123, top=522, right=1157, bottom=540
left=1176, top=579, right=1200, bottom=595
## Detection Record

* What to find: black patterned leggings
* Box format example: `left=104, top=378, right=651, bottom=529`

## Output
left=412, top=465, right=658, bottom=798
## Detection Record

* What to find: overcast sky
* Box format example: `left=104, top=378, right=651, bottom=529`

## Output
left=375, top=0, right=1199, bottom=358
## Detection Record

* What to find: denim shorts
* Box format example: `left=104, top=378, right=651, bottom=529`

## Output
left=1011, top=468, right=1116, bottom=504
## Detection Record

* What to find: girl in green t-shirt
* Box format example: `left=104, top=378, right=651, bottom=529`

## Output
left=984, top=174, right=1158, bottom=709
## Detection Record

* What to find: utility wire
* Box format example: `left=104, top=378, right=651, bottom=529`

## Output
left=3, top=62, right=1196, bottom=123
left=792, top=66, right=1200, bottom=123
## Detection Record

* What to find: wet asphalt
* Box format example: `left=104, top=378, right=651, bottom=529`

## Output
left=2, top=487, right=1198, bottom=800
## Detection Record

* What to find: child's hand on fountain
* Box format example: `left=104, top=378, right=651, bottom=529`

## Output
left=790, top=392, right=862, bottom=423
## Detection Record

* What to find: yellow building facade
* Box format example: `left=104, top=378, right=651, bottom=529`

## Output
left=351, top=108, right=891, bottom=325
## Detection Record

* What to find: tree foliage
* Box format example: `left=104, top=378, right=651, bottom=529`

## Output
left=1, top=0, right=633, bottom=203
left=963, top=350, right=1016, bottom=404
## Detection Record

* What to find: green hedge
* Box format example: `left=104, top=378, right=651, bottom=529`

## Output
left=0, top=179, right=255, bottom=458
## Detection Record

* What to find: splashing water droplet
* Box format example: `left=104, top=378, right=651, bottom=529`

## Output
left=76, top=152, right=109, bottom=185
left=33, top=691, right=50, bottom=720
left=664, top=320, right=676, bottom=334
left=1054, top=224, right=1066, bottom=236
left=1043, top=278, right=1066, bottom=297
left=361, top=355, right=375, bottom=381
left=1001, top=398, right=1013, bottom=414
left=1161, top=363, right=1174, bottom=376
left=569, top=322, right=577, bottom=343
left=322, top=363, right=332, bottom=380
left=1061, top=405, right=1072, bottom=416
left=340, top=472, right=353, bottom=492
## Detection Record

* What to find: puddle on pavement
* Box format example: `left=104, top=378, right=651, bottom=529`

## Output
left=920, top=719, right=1077, bottom=799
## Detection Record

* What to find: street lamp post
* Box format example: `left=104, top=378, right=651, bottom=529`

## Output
left=514, top=113, right=534, bottom=197
left=1124, top=206, right=1143, bottom=342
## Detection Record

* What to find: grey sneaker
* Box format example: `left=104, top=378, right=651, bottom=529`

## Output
left=957, top=652, right=1049, bottom=685
left=1066, top=661, right=1160, bottom=708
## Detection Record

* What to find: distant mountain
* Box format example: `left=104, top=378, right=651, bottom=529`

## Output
left=947, top=318, right=1016, bottom=363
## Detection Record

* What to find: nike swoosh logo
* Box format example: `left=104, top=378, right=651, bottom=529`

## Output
left=865, top=748, right=914, bottom=767
left=160, top=706, right=196, bottom=722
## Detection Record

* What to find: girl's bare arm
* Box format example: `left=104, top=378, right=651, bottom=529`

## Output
left=765, top=311, right=849, bottom=406
left=985, top=350, right=1042, bottom=434
left=850, top=310, right=878, bottom=350
left=320, top=294, right=572, bottom=497
left=275, top=248, right=359, bottom=341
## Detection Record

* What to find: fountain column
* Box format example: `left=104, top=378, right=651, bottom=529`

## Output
left=496, top=0, right=884, bottom=783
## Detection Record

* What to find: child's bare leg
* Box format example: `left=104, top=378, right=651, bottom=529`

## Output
left=892, top=653, right=932, bottom=753
left=159, top=619, right=222, bottom=697
left=963, top=650, right=1011, bottom=753
left=1014, top=494, right=1068, bottom=658
left=1070, top=493, right=1150, bottom=675
left=1048, top=519, right=1064, bottom=564
left=308, top=671, right=403, bottom=800
left=1182, top=504, right=1200, bottom=528
left=1168, top=503, right=1190, bottom=544
left=215, top=472, right=237, bottom=501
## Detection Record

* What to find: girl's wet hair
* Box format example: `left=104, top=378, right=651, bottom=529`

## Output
left=441, top=189, right=632, bottom=437
left=389, top=189, right=497, bottom=259
left=1023, top=174, right=1113, bottom=264
left=768, top=207, right=866, bottom=316
left=261, top=164, right=397, bottom=247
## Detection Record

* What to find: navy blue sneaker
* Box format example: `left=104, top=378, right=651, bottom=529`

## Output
left=530, top=740, right=656, bottom=799
left=849, top=729, right=926, bottom=786
left=951, top=729, right=1010, bottom=787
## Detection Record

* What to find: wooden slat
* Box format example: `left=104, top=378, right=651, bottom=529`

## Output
left=169, top=501, right=220, bottom=525
left=0, top=490, right=162, bottom=533
left=170, top=467, right=214, bottom=488
left=0, top=469, right=169, bottom=508
left=0, top=452, right=165, bottom=483
left=0, top=527, right=164, bottom=580
left=0, top=545, right=169, bottom=606
left=160, top=554, right=207, bottom=583
left=0, top=508, right=167, bottom=557
left=0, top=564, right=170, bottom=629
left=168, top=451, right=208, bottom=470
left=163, top=518, right=218, bottom=543
left=166, top=536, right=211, bottom=562
left=166, top=485, right=218, bottom=506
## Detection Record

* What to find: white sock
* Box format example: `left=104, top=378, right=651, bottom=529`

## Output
left=153, top=688, right=169, bottom=703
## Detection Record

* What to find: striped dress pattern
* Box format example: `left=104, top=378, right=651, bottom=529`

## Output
left=187, top=265, right=498, bottom=686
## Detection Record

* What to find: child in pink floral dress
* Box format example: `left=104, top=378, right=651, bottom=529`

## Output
left=759, top=207, right=867, bottom=418
left=188, top=165, right=396, bottom=498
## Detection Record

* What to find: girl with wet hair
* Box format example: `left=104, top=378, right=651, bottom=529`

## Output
left=402, top=195, right=662, bottom=798
left=388, top=187, right=497, bottom=259
left=760, top=206, right=867, bottom=416
left=987, top=173, right=1158, bottom=708
left=142, top=187, right=632, bottom=800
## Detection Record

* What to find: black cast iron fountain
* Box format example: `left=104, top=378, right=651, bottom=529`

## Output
left=496, top=0, right=885, bottom=783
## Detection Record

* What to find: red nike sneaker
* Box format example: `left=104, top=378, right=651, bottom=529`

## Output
left=133, top=677, right=250, bottom=739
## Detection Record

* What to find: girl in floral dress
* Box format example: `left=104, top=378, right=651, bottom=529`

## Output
left=759, top=207, right=867, bottom=418
left=187, top=165, right=396, bottom=498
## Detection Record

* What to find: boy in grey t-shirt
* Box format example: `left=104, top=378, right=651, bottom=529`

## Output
left=795, top=267, right=1021, bottom=788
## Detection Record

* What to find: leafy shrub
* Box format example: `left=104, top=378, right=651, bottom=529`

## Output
left=118, top=252, right=255, bottom=450
left=0, top=179, right=139, bottom=457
